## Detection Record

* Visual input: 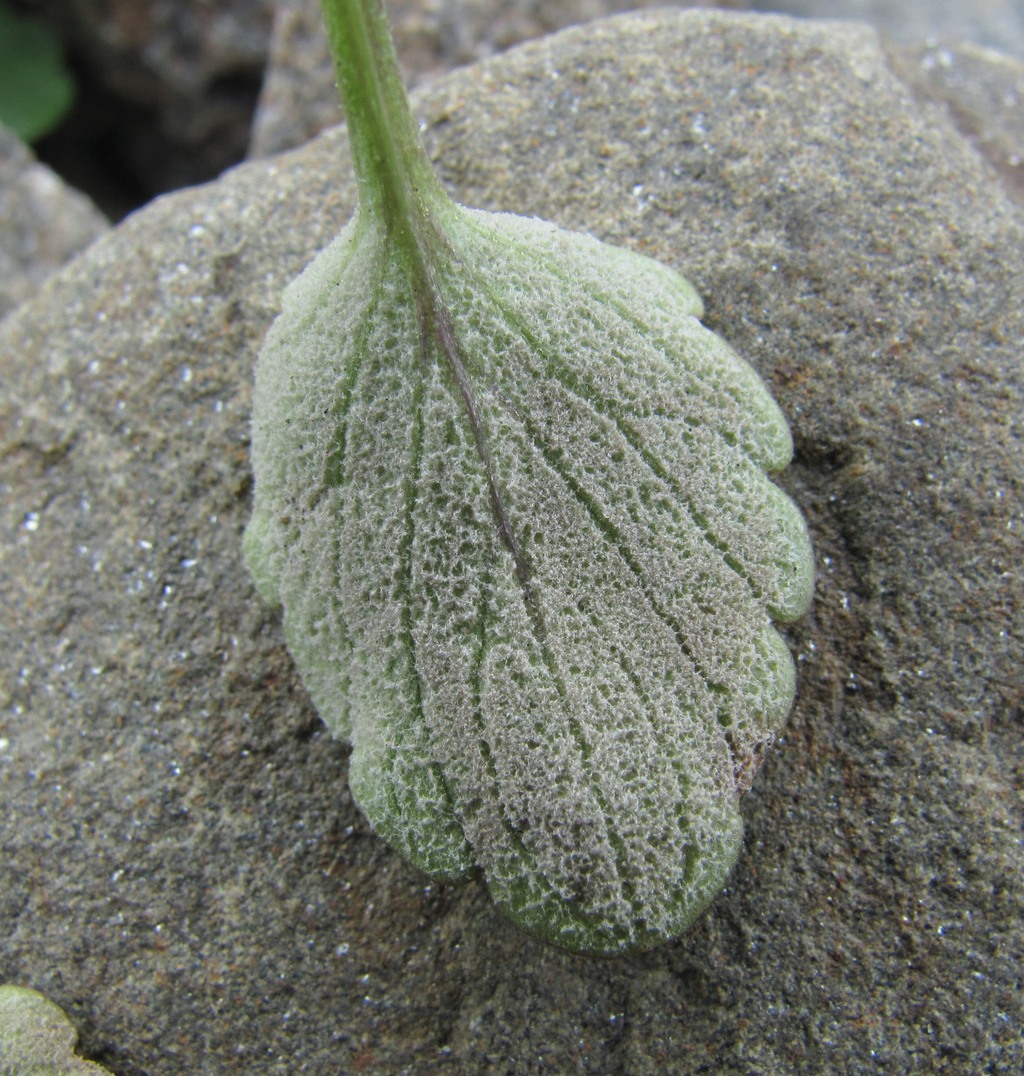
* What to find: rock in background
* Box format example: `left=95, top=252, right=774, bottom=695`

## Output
left=250, top=0, right=1024, bottom=156
left=29, top=0, right=276, bottom=218
left=0, top=10, right=1021, bottom=1074
left=0, top=125, right=108, bottom=323
left=249, top=0, right=696, bottom=157
left=15, top=0, right=1024, bottom=214
left=886, top=39, right=1024, bottom=204
left=748, top=0, right=1024, bottom=56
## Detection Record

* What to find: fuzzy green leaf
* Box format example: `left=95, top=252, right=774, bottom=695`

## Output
left=245, top=198, right=814, bottom=953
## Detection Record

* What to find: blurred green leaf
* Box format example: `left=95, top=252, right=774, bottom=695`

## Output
left=0, top=2, right=74, bottom=141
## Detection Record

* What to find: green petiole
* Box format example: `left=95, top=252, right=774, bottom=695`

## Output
left=321, top=0, right=448, bottom=284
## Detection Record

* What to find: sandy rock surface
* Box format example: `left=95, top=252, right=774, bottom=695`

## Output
left=250, top=0, right=1024, bottom=157
left=1, top=11, right=1021, bottom=1073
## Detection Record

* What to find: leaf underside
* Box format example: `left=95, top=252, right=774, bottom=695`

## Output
left=245, top=206, right=814, bottom=953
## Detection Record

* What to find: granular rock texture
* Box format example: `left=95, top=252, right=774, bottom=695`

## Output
left=250, top=0, right=682, bottom=157
left=250, top=0, right=1024, bottom=158
left=1, top=11, right=1021, bottom=1073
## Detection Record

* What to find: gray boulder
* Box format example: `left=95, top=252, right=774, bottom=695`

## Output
left=0, top=125, right=108, bottom=322
left=1, top=11, right=1021, bottom=1073
left=251, top=0, right=1024, bottom=158
left=749, top=0, right=1024, bottom=57
left=250, top=0, right=691, bottom=157
left=28, top=0, right=275, bottom=214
